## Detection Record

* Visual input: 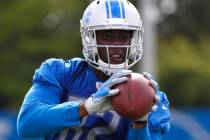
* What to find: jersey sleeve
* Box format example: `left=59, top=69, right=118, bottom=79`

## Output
left=17, top=58, right=81, bottom=138
left=127, top=124, right=163, bottom=140
left=127, top=125, right=151, bottom=140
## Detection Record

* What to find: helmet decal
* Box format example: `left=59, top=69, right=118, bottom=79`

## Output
left=105, top=0, right=125, bottom=19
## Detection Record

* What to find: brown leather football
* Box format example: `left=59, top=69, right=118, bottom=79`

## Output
left=111, top=73, right=156, bottom=120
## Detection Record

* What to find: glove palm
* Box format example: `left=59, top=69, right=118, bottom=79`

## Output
left=84, top=70, right=132, bottom=114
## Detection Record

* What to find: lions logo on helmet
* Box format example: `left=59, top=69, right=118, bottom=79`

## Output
left=80, top=0, right=144, bottom=75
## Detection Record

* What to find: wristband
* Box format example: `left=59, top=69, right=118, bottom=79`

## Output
left=133, top=120, right=147, bottom=125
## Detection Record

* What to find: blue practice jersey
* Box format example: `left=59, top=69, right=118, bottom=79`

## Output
left=17, top=58, right=170, bottom=140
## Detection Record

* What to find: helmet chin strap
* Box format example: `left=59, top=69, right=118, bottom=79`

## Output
left=97, top=59, right=129, bottom=76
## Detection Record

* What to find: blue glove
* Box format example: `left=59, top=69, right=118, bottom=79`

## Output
left=84, top=70, right=132, bottom=114
left=148, top=91, right=170, bottom=133
left=143, top=72, right=170, bottom=133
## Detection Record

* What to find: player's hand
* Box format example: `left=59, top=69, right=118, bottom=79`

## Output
left=84, top=70, right=132, bottom=114
left=143, top=72, right=161, bottom=112
left=148, top=91, right=170, bottom=133
left=132, top=72, right=160, bottom=125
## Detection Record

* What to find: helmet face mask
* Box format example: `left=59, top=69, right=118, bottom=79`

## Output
left=80, top=0, right=144, bottom=75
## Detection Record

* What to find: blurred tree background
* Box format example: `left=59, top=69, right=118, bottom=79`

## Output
left=0, top=0, right=209, bottom=109
left=158, top=0, right=210, bottom=107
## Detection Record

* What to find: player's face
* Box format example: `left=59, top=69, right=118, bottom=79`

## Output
left=96, top=30, right=132, bottom=64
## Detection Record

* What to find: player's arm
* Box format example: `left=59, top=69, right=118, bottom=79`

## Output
left=17, top=83, right=82, bottom=138
left=17, top=59, right=83, bottom=137
left=17, top=81, right=90, bottom=138
left=127, top=107, right=162, bottom=140
left=127, top=124, right=151, bottom=140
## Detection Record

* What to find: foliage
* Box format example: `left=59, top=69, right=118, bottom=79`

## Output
left=159, top=0, right=210, bottom=40
left=159, top=36, right=210, bottom=107
left=0, top=0, right=88, bottom=109
left=157, top=0, right=210, bottom=107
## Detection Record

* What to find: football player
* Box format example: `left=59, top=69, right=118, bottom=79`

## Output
left=17, top=0, right=170, bottom=139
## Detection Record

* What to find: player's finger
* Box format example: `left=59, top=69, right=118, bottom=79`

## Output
left=143, top=72, right=153, bottom=80
left=155, top=95, right=160, bottom=104
left=140, top=114, right=149, bottom=121
left=120, top=70, right=132, bottom=77
left=111, top=70, right=132, bottom=79
left=109, top=77, right=128, bottom=87
left=108, top=89, right=120, bottom=96
left=151, top=104, right=158, bottom=112
left=149, top=80, right=159, bottom=92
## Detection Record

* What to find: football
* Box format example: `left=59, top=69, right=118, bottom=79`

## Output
left=111, top=73, right=156, bottom=120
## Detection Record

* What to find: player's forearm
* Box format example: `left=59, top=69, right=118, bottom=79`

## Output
left=17, top=99, right=81, bottom=137
left=127, top=124, right=162, bottom=140
left=149, top=131, right=163, bottom=140
left=127, top=124, right=150, bottom=140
